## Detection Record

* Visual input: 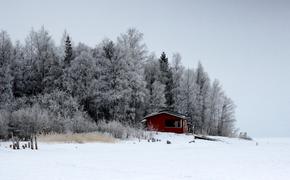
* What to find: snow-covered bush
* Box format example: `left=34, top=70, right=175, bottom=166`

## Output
left=64, top=112, right=97, bottom=133
left=11, top=96, right=37, bottom=111
left=8, top=91, right=97, bottom=135
left=97, top=121, right=126, bottom=139
left=96, top=120, right=147, bottom=139
left=37, top=90, right=80, bottom=119
left=36, top=90, right=84, bottom=133
left=10, top=104, right=50, bottom=137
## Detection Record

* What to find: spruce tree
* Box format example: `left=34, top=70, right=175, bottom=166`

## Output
left=158, top=52, right=174, bottom=110
left=64, top=35, right=73, bottom=67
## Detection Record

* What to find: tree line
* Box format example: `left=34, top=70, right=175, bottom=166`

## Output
left=0, top=27, right=237, bottom=138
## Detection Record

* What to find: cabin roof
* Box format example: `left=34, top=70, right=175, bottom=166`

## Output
left=143, top=110, right=188, bottom=122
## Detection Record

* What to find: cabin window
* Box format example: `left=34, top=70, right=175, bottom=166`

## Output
left=165, top=120, right=181, bottom=128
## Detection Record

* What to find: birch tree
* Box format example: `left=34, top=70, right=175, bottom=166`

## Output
left=23, top=27, right=60, bottom=95
left=194, top=62, right=211, bottom=134
left=171, top=53, right=184, bottom=112
left=117, top=28, right=148, bottom=124
left=207, top=79, right=223, bottom=134
left=178, top=68, right=197, bottom=130
left=218, top=95, right=236, bottom=136
left=95, top=40, right=130, bottom=122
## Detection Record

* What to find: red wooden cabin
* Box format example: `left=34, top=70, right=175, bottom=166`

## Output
left=142, top=111, right=188, bottom=133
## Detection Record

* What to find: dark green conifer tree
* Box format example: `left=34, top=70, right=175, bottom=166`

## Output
left=64, top=35, right=73, bottom=67
left=158, top=52, right=174, bottom=110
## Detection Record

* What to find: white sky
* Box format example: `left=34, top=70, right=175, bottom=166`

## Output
left=1, top=0, right=290, bottom=137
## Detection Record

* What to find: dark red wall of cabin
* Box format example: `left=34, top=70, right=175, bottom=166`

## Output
left=146, top=113, right=188, bottom=133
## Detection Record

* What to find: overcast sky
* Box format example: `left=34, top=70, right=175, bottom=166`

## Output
left=1, top=0, right=290, bottom=137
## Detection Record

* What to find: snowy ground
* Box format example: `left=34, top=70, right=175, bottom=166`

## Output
left=1, top=133, right=290, bottom=180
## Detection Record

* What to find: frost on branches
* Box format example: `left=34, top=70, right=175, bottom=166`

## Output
left=0, top=27, right=237, bottom=138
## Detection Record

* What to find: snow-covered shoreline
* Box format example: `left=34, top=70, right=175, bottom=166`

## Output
left=1, top=133, right=290, bottom=180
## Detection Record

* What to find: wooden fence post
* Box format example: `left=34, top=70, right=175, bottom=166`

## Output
left=16, top=138, right=20, bottom=149
left=11, top=132, right=15, bottom=149
left=30, top=135, right=34, bottom=150
left=34, top=135, right=38, bottom=150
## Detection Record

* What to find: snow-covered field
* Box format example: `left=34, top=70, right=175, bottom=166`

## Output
left=1, top=133, right=290, bottom=180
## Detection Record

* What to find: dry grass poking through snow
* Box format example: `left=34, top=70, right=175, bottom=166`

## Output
left=38, top=132, right=116, bottom=143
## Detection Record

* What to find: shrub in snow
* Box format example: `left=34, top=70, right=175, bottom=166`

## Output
left=7, top=91, right=97, bottom=136
left=37, top=90, right=80, bottom=119
left=64, top=112, right=97, bottom=133
left=36, top=90, right=92, bottom=133
left=96, top=121, right=148, bottom=139
left=97, top=121, right=128, bottom=139
left=11, top=96, right=38, bottom=111
left=10, top=104, right=50, bottom=137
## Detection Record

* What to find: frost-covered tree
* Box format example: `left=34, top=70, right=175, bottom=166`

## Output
left=0, top=31, right=14, bottom=110
left=22, top=27, right=60, bottom=95
left=206, top=79, right=223, bottom=135
left=44, top=56, right=63, bottom=93
left=117, top=28, right=148, bottom=124
left=95, top=40, right=131, bottom=122
left=148, top=80, right=166, bottom=113
left=64, top=51, right=98, bottom=118
left=144, top=55, right=160, bottom=92
left=11, top=41, right=25, bottom=98
left=193, top=62, right=211, bottom=134
left=21, top=30, right=40, bottom=96
left=75, top=42, right=91, bottom=57
left=218, top=95, right=236, bottom=136
left=0, top=110, right=9, bottom=138
left=178, top=68, right=197, bottom=125
left=171, top=53, right=184, bottom=111
left=144, top=55, right=163, bottom=113
left=58, top=30, right=69, bottom=58
left=0, top=28, right=237, bottom=137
